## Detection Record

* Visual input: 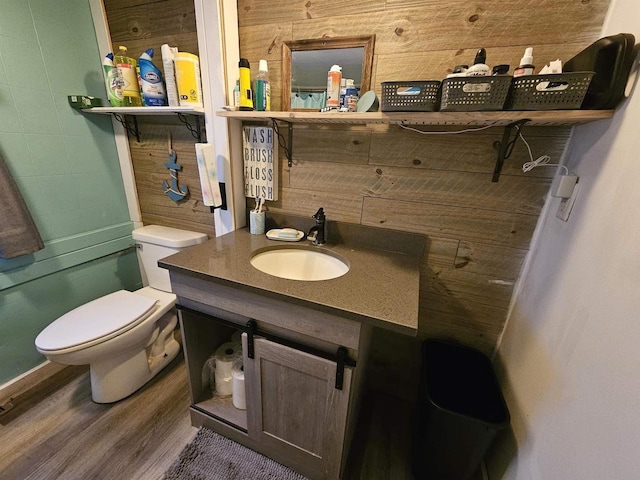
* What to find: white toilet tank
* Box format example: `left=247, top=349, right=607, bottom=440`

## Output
left=132, top=225, right=208, bottom=292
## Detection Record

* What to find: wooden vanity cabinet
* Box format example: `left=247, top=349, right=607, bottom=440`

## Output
left=173, top=271, right=369, bottom=480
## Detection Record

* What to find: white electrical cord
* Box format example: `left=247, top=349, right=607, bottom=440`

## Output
left=519, top=132, right=569, bottom=175
left=398, top=123, right=499, bottom=135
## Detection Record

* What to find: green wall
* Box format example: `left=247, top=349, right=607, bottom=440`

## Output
left=0, top=0, right=141, bottom=385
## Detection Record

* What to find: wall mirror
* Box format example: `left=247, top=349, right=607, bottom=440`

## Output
left=282, top=35, right=375, bottom=111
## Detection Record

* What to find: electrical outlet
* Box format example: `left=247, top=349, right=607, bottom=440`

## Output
left=556, top=183, right=580, bottom=221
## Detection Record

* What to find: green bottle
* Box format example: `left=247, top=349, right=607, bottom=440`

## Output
left=114, top=46, right=142, bottom=107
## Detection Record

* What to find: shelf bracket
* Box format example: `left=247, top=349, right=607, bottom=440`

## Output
left=112, top=113, right=140, bottom=142
left=178, top=113, right=203, bottom=142
left=492, top=119, right=530, bottom=182
left=272, top=119, right=293, bottom=167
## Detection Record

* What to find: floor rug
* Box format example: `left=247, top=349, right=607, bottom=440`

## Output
left=163, top=427, right=309, bottom=480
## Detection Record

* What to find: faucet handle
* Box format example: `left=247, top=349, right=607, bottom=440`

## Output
left=312, top=207, right=325, bottom=221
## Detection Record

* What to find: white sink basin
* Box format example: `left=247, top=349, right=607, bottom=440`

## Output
left=250, top=248, right=349, bottom=281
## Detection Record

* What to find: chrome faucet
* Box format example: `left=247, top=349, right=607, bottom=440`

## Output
left=307, top=208, right=326, bottom=245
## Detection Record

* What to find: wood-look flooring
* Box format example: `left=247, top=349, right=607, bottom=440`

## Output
left=0, top=355, right=421, bottom=480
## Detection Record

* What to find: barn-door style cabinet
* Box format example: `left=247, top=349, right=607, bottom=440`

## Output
left=176, top=276, right=369, bottom=480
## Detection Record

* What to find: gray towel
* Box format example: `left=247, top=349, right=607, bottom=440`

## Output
left=0, top=153, right=44, bottom=259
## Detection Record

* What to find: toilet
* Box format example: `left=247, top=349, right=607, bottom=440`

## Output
left=35, top=225, right=207, bottom=403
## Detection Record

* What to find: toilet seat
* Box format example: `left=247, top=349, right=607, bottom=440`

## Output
left=35, top=290, right=157, bottom=354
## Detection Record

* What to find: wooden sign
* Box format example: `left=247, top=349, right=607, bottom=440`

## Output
left=243, top=126, right=278, bottom=200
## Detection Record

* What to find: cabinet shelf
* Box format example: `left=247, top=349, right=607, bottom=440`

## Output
left=194, top=395, right=247, bottom=431
left=216, top=109, right=614, bottom=127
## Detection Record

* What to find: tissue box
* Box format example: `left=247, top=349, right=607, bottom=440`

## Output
left=68, top=95, right=103, bottom=108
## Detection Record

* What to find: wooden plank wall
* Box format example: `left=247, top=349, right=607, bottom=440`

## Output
left=238, top=0, right=611, bottom=399
left=104, top=0, right=214, bottom=237
left=103, top=0, right=611, bottom=400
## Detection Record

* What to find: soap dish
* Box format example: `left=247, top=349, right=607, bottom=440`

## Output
left=266, top=228, right=304, bottom=242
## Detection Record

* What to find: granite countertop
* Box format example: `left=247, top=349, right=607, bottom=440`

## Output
left=159, top=220, right=424, bottom=335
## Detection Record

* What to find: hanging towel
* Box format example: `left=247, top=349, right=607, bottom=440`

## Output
left=194, top=143, right=222, bottom=207
left=0, top=154, right=44, bottom=259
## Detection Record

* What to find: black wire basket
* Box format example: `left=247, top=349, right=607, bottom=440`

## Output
left=506, top=72, right=595, bottom=110
left=381, top=81, right=441, bottom=112
left=439, top=76, right=512, bottom=111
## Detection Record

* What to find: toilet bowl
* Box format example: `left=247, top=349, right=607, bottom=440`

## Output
left=34, top=225, right=207, bottom=403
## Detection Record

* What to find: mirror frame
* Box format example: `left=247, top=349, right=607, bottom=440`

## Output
left=282, top=35, right=375, bottom=112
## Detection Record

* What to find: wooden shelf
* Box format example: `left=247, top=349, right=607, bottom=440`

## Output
left=84, top=105, right=204, bottom=116
left=216, top=109, right=614, bottom=127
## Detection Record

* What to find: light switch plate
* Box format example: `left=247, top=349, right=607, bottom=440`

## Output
left=556, top=183, right=580, bottom=221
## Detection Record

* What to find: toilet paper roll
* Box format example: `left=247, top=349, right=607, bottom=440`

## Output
left=214, top=342, right=241, bottom=397
left=232, top=363, right=246, bottom=410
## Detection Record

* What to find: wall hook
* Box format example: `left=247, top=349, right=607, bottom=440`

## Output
left=162, top=134, right=189, bottom=202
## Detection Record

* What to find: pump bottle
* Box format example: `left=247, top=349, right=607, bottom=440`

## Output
left=466, top=48, right=490, bottom=77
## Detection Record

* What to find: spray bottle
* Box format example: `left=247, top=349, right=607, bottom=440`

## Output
left=139, top=48, right=167, bottom=106
left=514, top=48, right=535, bottom=77
left=102, top=53, right=125, bottom=107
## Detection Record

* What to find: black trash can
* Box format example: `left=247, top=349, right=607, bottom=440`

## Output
left=413, top=340, right=510, bottom=480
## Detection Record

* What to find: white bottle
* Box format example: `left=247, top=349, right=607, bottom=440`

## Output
left=326, top=65, right=342, bottom=108
left=514, top=48, right=535, bottom=77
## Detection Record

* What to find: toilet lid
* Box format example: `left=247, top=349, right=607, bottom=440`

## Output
left=35, top=290, right=157, bottom=351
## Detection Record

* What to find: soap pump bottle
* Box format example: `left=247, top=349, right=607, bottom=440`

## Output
left=466, top=48, right=490, bottom=76
left=514, top=48, right=535, bottom=77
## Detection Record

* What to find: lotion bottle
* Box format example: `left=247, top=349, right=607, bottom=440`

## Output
left=514, top=48, right=535, bottom=77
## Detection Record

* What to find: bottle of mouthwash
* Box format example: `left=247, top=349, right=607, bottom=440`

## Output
left=114, top=45, right=142, bottom=106
left=254, top=59, right=270, bottom=111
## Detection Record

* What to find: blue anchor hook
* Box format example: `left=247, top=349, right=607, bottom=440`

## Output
left=162, top=133, right=189, bottom=203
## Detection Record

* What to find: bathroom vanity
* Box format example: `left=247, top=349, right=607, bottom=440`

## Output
left=159, top=220, right=424, bottom=480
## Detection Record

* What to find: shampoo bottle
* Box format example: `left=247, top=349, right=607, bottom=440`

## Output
left=254, top=59, right=270, bottom=111
left=139, top=49, right=167, bottom=106
left=514, top=48, right=535, bottom=77
left=326, top=64, right=342, bottom=108
left=114, top=46, right=142, bottom=106
left=102, top=53, right=125, bottom=107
